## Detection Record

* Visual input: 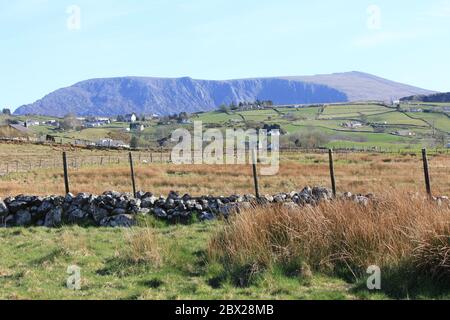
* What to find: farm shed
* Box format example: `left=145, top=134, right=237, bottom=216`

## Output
left=0, top=124, right=36, bottom=141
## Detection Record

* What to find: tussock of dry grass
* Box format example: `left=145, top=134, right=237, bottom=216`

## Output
left=208, top=194, right=450, bottom=287
left=58, top=229, right=91, bottom=257
left=120, top=227, right=164, bottom=267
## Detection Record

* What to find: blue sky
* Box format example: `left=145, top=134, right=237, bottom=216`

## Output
left=1, top=0, right=450, bottom=110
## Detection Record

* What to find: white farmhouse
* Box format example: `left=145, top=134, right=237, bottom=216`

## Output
left=125, top=113, right=137, bottom=123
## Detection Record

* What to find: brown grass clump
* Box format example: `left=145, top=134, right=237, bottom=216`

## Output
left=59, top=229, right=91, bottom=257
left=208, top=193, right=450, bottom=290
left=121, top=227, right=164, bottom=267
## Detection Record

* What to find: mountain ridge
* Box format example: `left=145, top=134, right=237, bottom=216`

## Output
left=401, top=92, right=450, bottom=103
left=14, top=72, right=436, bottom=117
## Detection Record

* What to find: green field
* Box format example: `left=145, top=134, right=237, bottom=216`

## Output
left=321, top=104, right=391, bottom=118
left=0, top=222, right=362, bottom=300
left=1, top=220, right=443, bottom=300
left=2, top=102, right=450, bottom=151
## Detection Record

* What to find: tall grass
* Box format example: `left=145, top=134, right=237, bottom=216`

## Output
left=208, top=194, right=450, bottom=292
left=120, top=227, right=164, bottom=267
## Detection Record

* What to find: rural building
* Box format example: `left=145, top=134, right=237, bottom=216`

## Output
left=130, top=123, right=145, bottom=132
left=94, top=117, right=111, bottom=123
left=84, top=121, right=104, bottom=128
left=393, top=130, right=416, bottom=137
left=409, top=108, right=423, bottom=113
left=125, top=113, right=137, bottom=123
left=83, top=117, right=111, bottom=128
left=342, top=121, right=363, bottom=129
left=74, top=139, right=96, bottom=146
left=96, top=139, right=130, bottom=148
left=25, top=119, right=40, bottom=127
left=42, top=119, right=59, bottom=127
left=0, top=123, right=35, bottom=141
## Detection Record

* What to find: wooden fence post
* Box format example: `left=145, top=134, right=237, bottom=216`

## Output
left=422, top=148, right=432, bottom=197
left=129, top=152, right=137, bottom=198
left=328, top=149, right=337, bottom=197
left=62, top=152, right=70, bottom=195
left=252, top=148, right=260, bottom=199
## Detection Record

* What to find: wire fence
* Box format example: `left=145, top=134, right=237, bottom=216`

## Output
left=0, top=147, right=449, bottom=200
left=1, top=147, right=449, bottom=177
left=0, top=152, right=173, bottom=176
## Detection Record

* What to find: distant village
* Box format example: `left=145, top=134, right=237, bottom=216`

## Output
left=0, top=110, right=162, bottom=149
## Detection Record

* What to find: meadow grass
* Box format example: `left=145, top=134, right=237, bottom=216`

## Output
left=0, top=219, right=357, bottom=300
left=1, top=193, right=449, bottom=300
left=208, top=194, right=450, bottom=299
left=1, top=151, right=449, bottom=197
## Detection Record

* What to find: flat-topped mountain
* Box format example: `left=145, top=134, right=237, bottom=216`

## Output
left=14, top=71, right=435, bottom=117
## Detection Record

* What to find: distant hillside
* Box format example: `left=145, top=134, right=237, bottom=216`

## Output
left=401, top=92, right=450, bottom=103
left=14, top=72, right=435, bottom=117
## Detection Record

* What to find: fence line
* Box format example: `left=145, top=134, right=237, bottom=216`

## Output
left=0, top=152, right=173, bottom=176
left=1, top=149, right=450, bottom=189
left=0, top=148, right=449, bottom=198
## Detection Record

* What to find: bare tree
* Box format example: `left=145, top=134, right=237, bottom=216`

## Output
left=61, top=113, right=81, bottom=130
left=284, top=129, right=330, bottom=148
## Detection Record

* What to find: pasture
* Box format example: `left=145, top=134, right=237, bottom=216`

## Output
left=5, top=102, right=449, bottom=152
left=0, top=143, right=449, bottom=197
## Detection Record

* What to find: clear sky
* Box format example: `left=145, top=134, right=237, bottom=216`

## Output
left=1, top=0, right=450, bottom=110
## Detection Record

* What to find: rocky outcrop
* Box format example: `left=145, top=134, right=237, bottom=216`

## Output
left=0, top=187, right=409, bottom=228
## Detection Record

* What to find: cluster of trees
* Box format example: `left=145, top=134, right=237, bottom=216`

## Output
left=280, top=129, right=330, bottom=149
left=433, top=132, right=448, bottom=147
left=158, top=112, right=190, bottom=124
left=282, top=112, right=306, bottom=121
left=218, top=100, right=274, bottom=113
left=260, top=124, right=286, bottom=135
left=61, top=114, right=81, bottom=130
left=2, top=108, right=11, bottom=115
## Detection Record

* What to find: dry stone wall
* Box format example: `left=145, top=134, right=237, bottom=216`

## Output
left=0, top=187, right=376, bottom=228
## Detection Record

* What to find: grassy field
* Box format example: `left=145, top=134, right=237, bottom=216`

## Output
left=1, top=146, right=449, bottom=197
left=1, top=143, right=449, bottom=300
left=0, top=222, right=358, bottom=300
left=4, top=102, right=449, bottom=151
left=1, top=195, right=449, bottom=300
